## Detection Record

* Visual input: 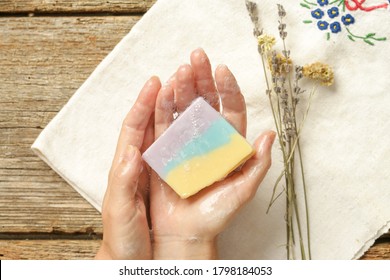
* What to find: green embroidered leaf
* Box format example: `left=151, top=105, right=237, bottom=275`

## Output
left=304, top=0, right=317, bottom=5
left=303, top=20, right=313, bottom=24
left=366, top=33, right=376, bottom=38
left=300, top=3, right=311, bottom=9
left=376, top=37, right=387, bottom=41
left=348, top=35, right=355, bottom=42
left=363, top=39, right=375, bottom=46
left=327, top=32, right=330, bottom=41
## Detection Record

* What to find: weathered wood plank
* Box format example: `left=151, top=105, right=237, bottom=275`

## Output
left=0, top=182, right=103, bottom=233
left=0, top=157, right=47, bottom=170
left=360, top=241, right=390, bottom=260
left=0, top=111, right=57, bottom=129
left=0, top=239, right=389, bottom=260
left=0, top=240, right=101, bottom=260
left=0, top=0, right=156, bottom=14
left=0, top=16, right=141, bottom=112
left=0, top=16, right=137, bottom=234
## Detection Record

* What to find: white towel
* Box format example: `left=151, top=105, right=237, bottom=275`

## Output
left=32, top=0, right=390, bottom=259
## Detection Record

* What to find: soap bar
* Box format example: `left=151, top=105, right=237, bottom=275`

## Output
left=142, top=97, right=255, bottom=198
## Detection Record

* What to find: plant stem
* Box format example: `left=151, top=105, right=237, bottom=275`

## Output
left=294, top=86, right=317, bottom=260
left=297, top=140, right=312, bottom=259
left=261, top=51, right=293, bottom=259
left=266, top=170, right=285, bottom=213
left=281, top=29, right=308, bottom=259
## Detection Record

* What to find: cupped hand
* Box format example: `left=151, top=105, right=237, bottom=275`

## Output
left=150, top=49, right=275, bottom=259
left=95, top=77, right=161, bottom=259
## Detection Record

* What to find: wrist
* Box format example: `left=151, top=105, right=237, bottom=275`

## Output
left=152, top=235, right=218, bottom=260
left=95, top=243, right=113, bottom=260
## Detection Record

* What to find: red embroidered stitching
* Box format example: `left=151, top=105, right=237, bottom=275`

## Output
left=345, top=0, right=388, bottom=12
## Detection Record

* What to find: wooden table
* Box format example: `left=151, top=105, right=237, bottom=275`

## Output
left=0, top=0, right=389, bottom=260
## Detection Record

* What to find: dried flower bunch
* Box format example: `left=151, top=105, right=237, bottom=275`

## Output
left=246, top=1, right=334, bottom=260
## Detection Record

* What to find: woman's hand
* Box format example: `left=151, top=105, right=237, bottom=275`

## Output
left=150, top=49, right=275, bottom=259
left=95, top=77, right=161, bottom=259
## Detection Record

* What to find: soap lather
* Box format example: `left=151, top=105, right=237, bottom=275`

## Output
left=142, top=97, right=255, bottom=198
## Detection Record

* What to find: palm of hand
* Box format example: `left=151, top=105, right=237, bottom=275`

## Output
left=150, top=49, right=274, bottom=246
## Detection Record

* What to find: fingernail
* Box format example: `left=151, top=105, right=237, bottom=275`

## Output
left=147, top=76, right=160, bottom=87
left=177, top=64, right=193, bottom=81
left=178, top=63, right=191, bottom=71
left=258, top=131, right=276, bottom=155
left=217, top=64, right=228, bottom=71
left=194, top=47, right=205, bottom=53
left=192, top=48, right=207, bottom=62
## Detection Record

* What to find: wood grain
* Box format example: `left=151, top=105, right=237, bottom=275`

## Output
left=0, top=239, right=389, bottom=260
left=360, top=241, right=390, bottom=260
left=0, top=182, right=103, bottom=233
left=0, top=0, right=156, bottom=14
left=0, top=16, right=140, bottom=234
left=0, top=240, right=100, bottom=260
left=0, top=16, right=141, bottom=112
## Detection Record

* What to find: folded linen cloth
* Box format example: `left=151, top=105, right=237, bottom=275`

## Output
left=32, top=0, right=390, bottom=259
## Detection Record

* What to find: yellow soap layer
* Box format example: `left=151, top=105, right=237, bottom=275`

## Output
left=165, top=133, right=255, bottom=199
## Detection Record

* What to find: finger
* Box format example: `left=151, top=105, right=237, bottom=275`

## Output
left=112, top=76, right=161, bottom=170
left=155, top=84, right=175, bottom=139
left=190, top=48, right=219, bottom=110
left=141, top=114, right=155, bottom=153
left=152, top=84, right=180, bottom=206
left=108, top=145, right=144, bottom=213
left=215, top=64, right=247, bottom=137
left=174, top=64, right=197, bottom=113
left=231, top=131, right=276, bottom=205
left=101, top=145, right=151, bottom=260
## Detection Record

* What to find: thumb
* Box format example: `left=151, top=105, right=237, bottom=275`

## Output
left=108, top=145, right=143, bottom=208
left=231, top=130, right=276, bottom=204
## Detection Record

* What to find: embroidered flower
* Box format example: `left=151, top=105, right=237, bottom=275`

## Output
left=341, top=14, right=355, bottom=26
left=317, top=21, right=329, bottom=30
left=330, top=22, right=341, bottom=33
left=301, top=1, right=386, bottom=45
left=327, top=7, right=339, bottom=18
left=317, top=0, right=329, bottom=6
left=311, top=8, right=324, bottom=19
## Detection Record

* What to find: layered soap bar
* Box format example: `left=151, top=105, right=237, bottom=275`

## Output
left=142, top=97, right=255, bottom=198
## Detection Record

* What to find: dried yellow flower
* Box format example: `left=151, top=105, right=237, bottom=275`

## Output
left=302, top=62, right=334, bottom=86
left=267, top=52, right=292, bottom=76
left=258, top=34, right=276, bottom=54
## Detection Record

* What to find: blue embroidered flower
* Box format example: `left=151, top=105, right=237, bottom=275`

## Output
left=330, top=22, right=341, bottom=33
left=317, top=21, right=329, bottom=30
left=341, top=14, right=355, bottom=26
left=301, top=0, right=386, bottom=45
left=327, top=7, right=339, bottom=18
left=317, top=0, right=329, bottom=6
left=311, top=8, right=324, bottom=19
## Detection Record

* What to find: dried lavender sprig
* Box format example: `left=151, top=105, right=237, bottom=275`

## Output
left=277, top=15, right=308, bottom=261
left=276, top=5, right=312, bottom=260
left=245, top=0, right=262, bottom=37
left=277, top=4, right=286, bottom=18
left=247, top=2, right=313, bottom=260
